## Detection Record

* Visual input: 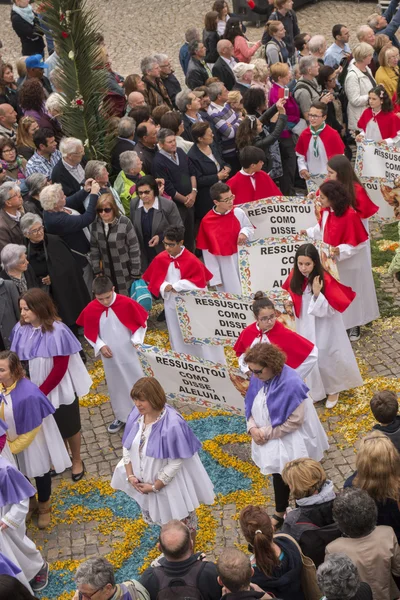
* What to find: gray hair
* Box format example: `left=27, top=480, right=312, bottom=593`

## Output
left=157, top=128, right=175, bottom=143
left=45, top=92, right=65, bottom=116
left=232, top=62, right=254, bottom=80
left=185, top=27, right=200, bottom=44
left=0, top=182, right=19, bottom=210
left=309, top=35, right=326, bottom=54
left=366, top=13, right=380, bottom=29
left=357, top=25, right=374, bottom=42
left=1, top=243, right=26, bottom=271
left=39, top=183, right=64, bottom=211
left=59, top=137, right=84, bottom=159
left=317, top=554, right=361, bottom=600
left=141, top=56, right=158, bottom=76
left=208, top=82, right=225, bottom=101
left=188, top=40, right=201, bottom=56
left=154, top=53, right=169, bottom=64
left=353, top=42, right=374, bottom=62
left=119, top=150, right=140, bottom=172
left=175, top=89, right=195, bottom=113
left=85, top=160, right=107, bottom=180
left=299, top=55, right=318, bottom=75
left=117, top=117, right=135, bottom=139
left=74, top=557, right=115, bottom=589
left=20, top=212, right=43, bottom=235
left=333, top=488, right=377, bottom=538
left=25, top=173, right=48, bottom=197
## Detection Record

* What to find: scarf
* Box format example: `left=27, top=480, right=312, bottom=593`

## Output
left=12, top=4, right=35, bottom=25
left=310, top=122, right=325, bottom=158
left=0, top=157, right=25, bottom=181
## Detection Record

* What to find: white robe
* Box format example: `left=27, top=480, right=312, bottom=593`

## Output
left=296, top=136, right=328, bottom=175
left=296, top=285, right=363, bottom=402
left=202, top=208, right=254, bottom=295
left=86, top=293, right=146, bottom=423
left=0, top=497, right=43, bottom=588
left=249, top=386, right=329, bottom=474
left=306, top=210, right=380, bottom=329
left=2, top=393, right=71, bottom=478
left=111, top=412, right=215, bottom=524
left=160, top=248, right=226, bottom=364
left=238, top=325, right=319, bottom=381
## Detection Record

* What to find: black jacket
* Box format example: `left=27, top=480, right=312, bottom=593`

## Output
left=139, top=553, right=222, bottom=600
left=27, top=233, right=90, bottom=326
left=110, top=138, right=136, bottom=178
left=51, top=158, right=84, bottom=197
left=161, top=73, right=182, bottom=108
left=23, top=194, right=43, bottom=217
left=262, top=9, right=299, bottom=57
left=135, top=142, right=158, bottom=176
left=11, top=10, right=45, bottom=56
left=212, top=57, right=236, bottom=91
left=233, top=82, right=251, bottom=96
left=188, top=143, right=227, bottom=220
left=0, top=88, right=20, bottom=117
left=186, top=58, right=209, bottom=89
left=222, top=592, right=265, bottom=600
left=203, top=29, right=220, bottom=64
left=373, top=417, right=400, bottom=453
left=0, top=265, right=39, bottom=294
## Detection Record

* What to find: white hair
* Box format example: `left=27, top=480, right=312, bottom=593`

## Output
left=308, top=35, right=326, bottom=54
left=20, top=212, right=43, bottom=235
left=232, top=62, right=255, bottom=80
left=119, top=150, right=140, bottom=172
left=1, top=243, right=26, bottom=271
left=154, top=53, right=169, bottom=64
left=59, top=137, right=84, bottom=158
left=45, top=92, right=65, bottom=117
left=39, top=183, right=64, bottom=211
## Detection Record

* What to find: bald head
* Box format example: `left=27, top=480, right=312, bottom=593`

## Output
left=128, top=92, right=146, bottom=109
left=217, top=39, right=234, bottom=58
left=159, top=520, right=192, bottom=561
left=357, top=25, right=376, bottom=46
left=0, top=103, right=17, bottom=129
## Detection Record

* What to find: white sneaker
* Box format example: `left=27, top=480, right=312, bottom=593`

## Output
left=325, top=393, right=339, bottom=409
left=348, top=326, right=361, bottom=342
left=107, top=419, right=125, bottom=433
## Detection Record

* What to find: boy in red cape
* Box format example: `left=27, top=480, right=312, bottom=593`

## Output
left=142, top=225, right=226, bottom=363
left=196, top=181, right=255, bottom=295
left=76, top=276, right=148, bottom=433
left=227, top=146, right=282, bottom=204
left=296, top=101, right=345, bottom=179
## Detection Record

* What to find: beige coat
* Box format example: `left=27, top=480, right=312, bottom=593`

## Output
left=344, top=63, right=376, bottom=131
left=326, top=525, right=400, bottom=600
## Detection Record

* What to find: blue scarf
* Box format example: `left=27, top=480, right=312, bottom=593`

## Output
left=12, top=4, right=35, bottom=25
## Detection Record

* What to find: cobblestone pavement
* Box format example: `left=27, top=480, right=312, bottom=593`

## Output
left=1, top=0, right=399, bottom=592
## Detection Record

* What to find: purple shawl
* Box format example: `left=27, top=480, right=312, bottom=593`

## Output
left=10, top=321, right=81, bottom=360
left=0, top=377, right=54, bottom=435
left=0, top=418, right=7, bottom=437
left=0, top=552, right=21, bottom=577
left=122, top=404, right=201, bottom=459
left=245, top=364, right=309, bottom=427
left=0, top=455, right=36, bottom=508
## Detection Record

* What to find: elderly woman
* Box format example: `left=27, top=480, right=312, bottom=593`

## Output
left=111, top=377, right=215, bottom=538
left=265, top=21, right=289, bottom=65
left=84, top=159, right=125, bottom=215
left=0, top=244, right=38, bottom=294
left=188, top=121, right=230, bottom=221
left=130, top=175, right=183, bottom=271
left=19, top=79, right=62, bottom=143
left=90, top=192, right=140, bottom=296
left=74, top=557, right=148, bottom=600
left=20, top=212, right=90, bottom=328
left=40, top=180, right=100, bottom=292
left=232, top=62, right=255, bottom=95
left=344, top=43, right=376, bottom=132
left=251, top=59, right=272, bottom=107
left=140, top=56, right=172, bottom=112
left=175, top=89, right=204, bottom=142
left=51, top=137, right=85, bottom=197
left=23, top=173, right=47, bottom=216
left=224, top=18, right=261, bottom=64
left=11, top=0, right=45, bottom=56
left=44, top=92, right=64, bottom=119
left=317, top=554, right=373, bottom=600
left=114, top=151, right=145, bottom=214
left=326, top=488, right=400, bottom=600
left=15, top=115, right=38, bottom=161
left=376, top=44, right=400, bottom=98
left=0, top=138, right=26, bottom=182
left=244, top=343, right=329, bottom=529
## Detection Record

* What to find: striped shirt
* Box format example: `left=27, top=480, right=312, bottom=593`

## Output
left=25, top=150, right=62, bottom=178
left=207, top=102, right=240, bottom=156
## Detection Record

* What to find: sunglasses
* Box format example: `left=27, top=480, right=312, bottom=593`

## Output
left=248, top=367, right=264, bottom=375
left=97, top=207, right=113, bottom=214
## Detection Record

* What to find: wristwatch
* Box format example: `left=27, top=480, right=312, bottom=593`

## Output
left=192, top=188, right=198, bottom=192
left=152, top=484, right=159, bottom=493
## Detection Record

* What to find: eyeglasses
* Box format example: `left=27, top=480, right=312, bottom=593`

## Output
left=216, top=195, right=234, bottom=203
left=259, top=315, right=276, bottom=323
left=163, top=241, right=178, bottom=247
left=2, top=148, right=15, bottom=154
left=29, top=225, right=44, bottom=235
left=8, top=192, right=21, bottom=200
left=160, top=63, right=171, bottom=68
left=78, top=587, right=104, bottom=600
left=248, top=367, right=264, bottom=375
left=308, top=114, right=323, bottom=119
left=138, top=190, right=152, bottom=195
left=97, top=207, right=113, bottom=214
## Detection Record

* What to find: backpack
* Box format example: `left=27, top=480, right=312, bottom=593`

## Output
left=266, top=39, right=284, bottom=65
left=119, top=581, right=140, bottom=600
left=130, top=278, right=152, bottom=312
left=153, top=559, right=207, bottom=600
left=298, top=521, right=342, bottom=567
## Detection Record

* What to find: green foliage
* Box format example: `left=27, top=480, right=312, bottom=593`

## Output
left=43, top=0, right=113, bottom=163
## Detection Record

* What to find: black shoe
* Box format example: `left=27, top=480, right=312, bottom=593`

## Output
left=72, top=461, right=85, bottom=482
left=157, top=309, right=166, bottom=322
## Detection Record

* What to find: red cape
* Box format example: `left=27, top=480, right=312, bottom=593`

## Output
left=357, top=108, right=400, bottom=140
left=76, top=294, right=148, bottom=344
left=321, top=206, right=369, bottom=247
left=196, top=209, right=241, bottom=255
left=227, top=170, right=282, bottom=204
left=354, top=182, right=378, bottom=219
left=295, top=124, right=345, bottom=158
left=233, top=320, right=314, bottom=368
left=142, top=249, right=213, bottom=297
left=282, top=269, right=356, bottom=318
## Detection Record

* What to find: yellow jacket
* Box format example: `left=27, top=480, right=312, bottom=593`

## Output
left=375, top=66, right=399, bottom=99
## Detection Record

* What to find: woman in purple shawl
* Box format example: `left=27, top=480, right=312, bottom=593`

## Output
left=111, top=377, right=215, bottom=540
left=244, top=343, right=329, bottom=530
